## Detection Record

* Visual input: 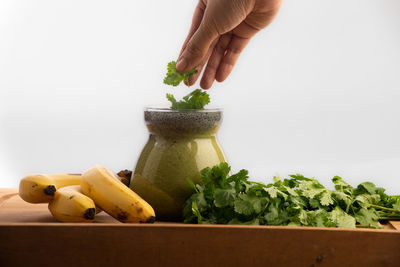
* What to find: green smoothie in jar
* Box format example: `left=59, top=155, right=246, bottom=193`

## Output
left=130, top=107, right=226, bottom=221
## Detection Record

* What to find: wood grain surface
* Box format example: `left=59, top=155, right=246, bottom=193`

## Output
left=0, top=188, right=399, bottom=267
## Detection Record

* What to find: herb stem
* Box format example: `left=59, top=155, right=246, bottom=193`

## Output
left=369, top=204, right=399, bottom=213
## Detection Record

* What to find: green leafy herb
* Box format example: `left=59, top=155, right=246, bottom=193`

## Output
left=166, top=89, right=210, bottom=110
left=163, top=61, right=198, bottom=86
left=163, top=61, right=210, bottom=110
left=183, top=163, right=400, bottom=228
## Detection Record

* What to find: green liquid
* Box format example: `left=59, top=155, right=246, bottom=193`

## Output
left=131, top=133, right=226, bottom=221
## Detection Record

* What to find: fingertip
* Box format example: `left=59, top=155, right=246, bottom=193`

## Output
left=215, top=73, right=227, bottom=83
left=215, top=75, right=225, bottom=83
left=215, top=64, right=232, bottom=82
left=200, top=84, right=211, bottom=90
left=200, top=77, right=213, bottom=90
left=215, top=70, right=224, bottom=82
left=188, top=75, right=197, bottom=86
left=184, top=78, right=194, bottom=87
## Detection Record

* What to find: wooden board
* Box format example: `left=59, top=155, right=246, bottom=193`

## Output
left=1, top=188, right=400, bottom=267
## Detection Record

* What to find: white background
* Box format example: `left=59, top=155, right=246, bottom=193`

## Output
left=1, top=0, right=399, bottom=193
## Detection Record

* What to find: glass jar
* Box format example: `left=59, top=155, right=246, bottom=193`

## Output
left=130, top=107, right=226, bottom=221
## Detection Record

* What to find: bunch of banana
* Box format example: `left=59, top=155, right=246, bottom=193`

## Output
left=19, top=166, right=155, bottom=223
left=19, top=173, right=82, bottom=203
left=81, top=165, right=156, bottom=223
left=19, top=173, right=97, bottom=222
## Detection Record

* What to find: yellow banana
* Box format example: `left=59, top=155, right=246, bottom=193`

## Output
left=19, top=174, right=81, bottom=203
left=81, top=165, right=155, bottom=223
left=48, top=185, right=96, bottom=222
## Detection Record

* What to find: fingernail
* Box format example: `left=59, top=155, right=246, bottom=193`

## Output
left=176, top=57, right=188, bottom=72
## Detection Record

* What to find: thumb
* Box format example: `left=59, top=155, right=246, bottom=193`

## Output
left=176, top=24, right=218, bottom=73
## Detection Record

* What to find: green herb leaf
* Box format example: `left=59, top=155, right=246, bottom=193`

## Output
left=166, top=93, right=177, bottom=108
left=332, top=176, right=353, bottom=195
left=234, top=198, right=254, bottom=216
left=166, top=89, right=210, bottom=110
left=319, top=191, right=334, bottom=206
left=264, top=186, right=278, bottom=198
left=355, top=208, right=380, bottom=228
left=355, top=182, right=378, bottom=195
left=163, top=61, right=197, bottom=86
left=214, top=188, right=236, bottom=208
left=329, top=207, right=356, bottom=228
left=299, top=180, right=325, bottom=199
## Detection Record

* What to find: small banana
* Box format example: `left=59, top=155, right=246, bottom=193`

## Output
left=19, top=174, right=81, bottom=203
left=48, top=185, right=96, bottom=222
left=81, top=165, right=155, bottom=223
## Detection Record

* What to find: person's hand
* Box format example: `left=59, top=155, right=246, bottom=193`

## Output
left=176, top=0, right=282, bottom=89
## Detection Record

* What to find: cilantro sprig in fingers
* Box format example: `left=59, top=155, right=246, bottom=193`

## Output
left=163, top=61, right=210, bottom=110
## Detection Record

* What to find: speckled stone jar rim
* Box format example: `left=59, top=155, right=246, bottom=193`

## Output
left=144, top=106, right=223, bottom=135
left=144, top=106, right=223, bottom=113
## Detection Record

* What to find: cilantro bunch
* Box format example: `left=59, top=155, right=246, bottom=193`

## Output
left=163, top=61, right=210, bottom=110
left=183, top=163, right=400, bottom=228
